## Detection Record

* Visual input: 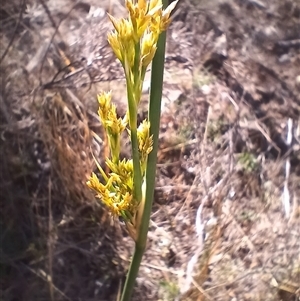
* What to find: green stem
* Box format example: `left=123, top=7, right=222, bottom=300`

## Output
left=138, top=30, right=166, bottom=249
left=126, top=77, right=143, bottom=205
left=133, top=42, right=141, bottom=103
left=130, top=127, right=142, bottom=202
left=119, top=243, right=145, bottom=301
left=120, top=2, right=168, bottom=299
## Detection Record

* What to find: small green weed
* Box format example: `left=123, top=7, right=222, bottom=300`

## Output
left=192, top=67, right=215, bottom=89
left=207, top=117, right=228, bottom=142
left=159, top=280, right=180, bottom=301
left=237, top=152, right=258, bottom=173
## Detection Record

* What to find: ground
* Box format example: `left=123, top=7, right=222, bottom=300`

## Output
left=0, top=0, right=299, bottom=301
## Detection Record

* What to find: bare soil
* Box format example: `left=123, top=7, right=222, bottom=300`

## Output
left=1, top=0, right=299, bottom=301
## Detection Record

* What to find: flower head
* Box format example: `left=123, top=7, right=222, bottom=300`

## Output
left=108, top=0, right=178, bottom=72
left=141, top=30, right=158, bottom=67
left=87, top=0, right=178, bottom=241
left=97, top=92, right=127, bottom=163
left=87, top=161, right=136, bottom=220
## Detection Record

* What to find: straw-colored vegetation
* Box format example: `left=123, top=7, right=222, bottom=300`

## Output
left=1, top=0, right=299, bottom=301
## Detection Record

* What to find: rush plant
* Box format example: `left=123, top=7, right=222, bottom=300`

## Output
left=86, top=0, right=178, bottom=300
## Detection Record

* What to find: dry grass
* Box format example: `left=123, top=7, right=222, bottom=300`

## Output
left=1, top=0, right=300, bottom=301
left=36, top=88, right=94, bottom=203
left=0, top=1, right=125, bottom=300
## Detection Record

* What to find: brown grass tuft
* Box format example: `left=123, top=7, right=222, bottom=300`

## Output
left=36, top=88, right=95, bottom=204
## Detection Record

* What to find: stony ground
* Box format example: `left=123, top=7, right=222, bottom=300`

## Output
left=1, top=0, right=299, bottom=301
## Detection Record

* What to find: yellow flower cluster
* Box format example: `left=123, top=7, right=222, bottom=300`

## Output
left=108, top=0, right=178, bottom=80
left=87, top=159, right=135, bottom=220
left=97, top=92, right=127, bottom=163
left=137, top=119, right=153, bottom=172
left=87, top=0, right=177, bottom=234
left=87, top=93, right=153, bottom=222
